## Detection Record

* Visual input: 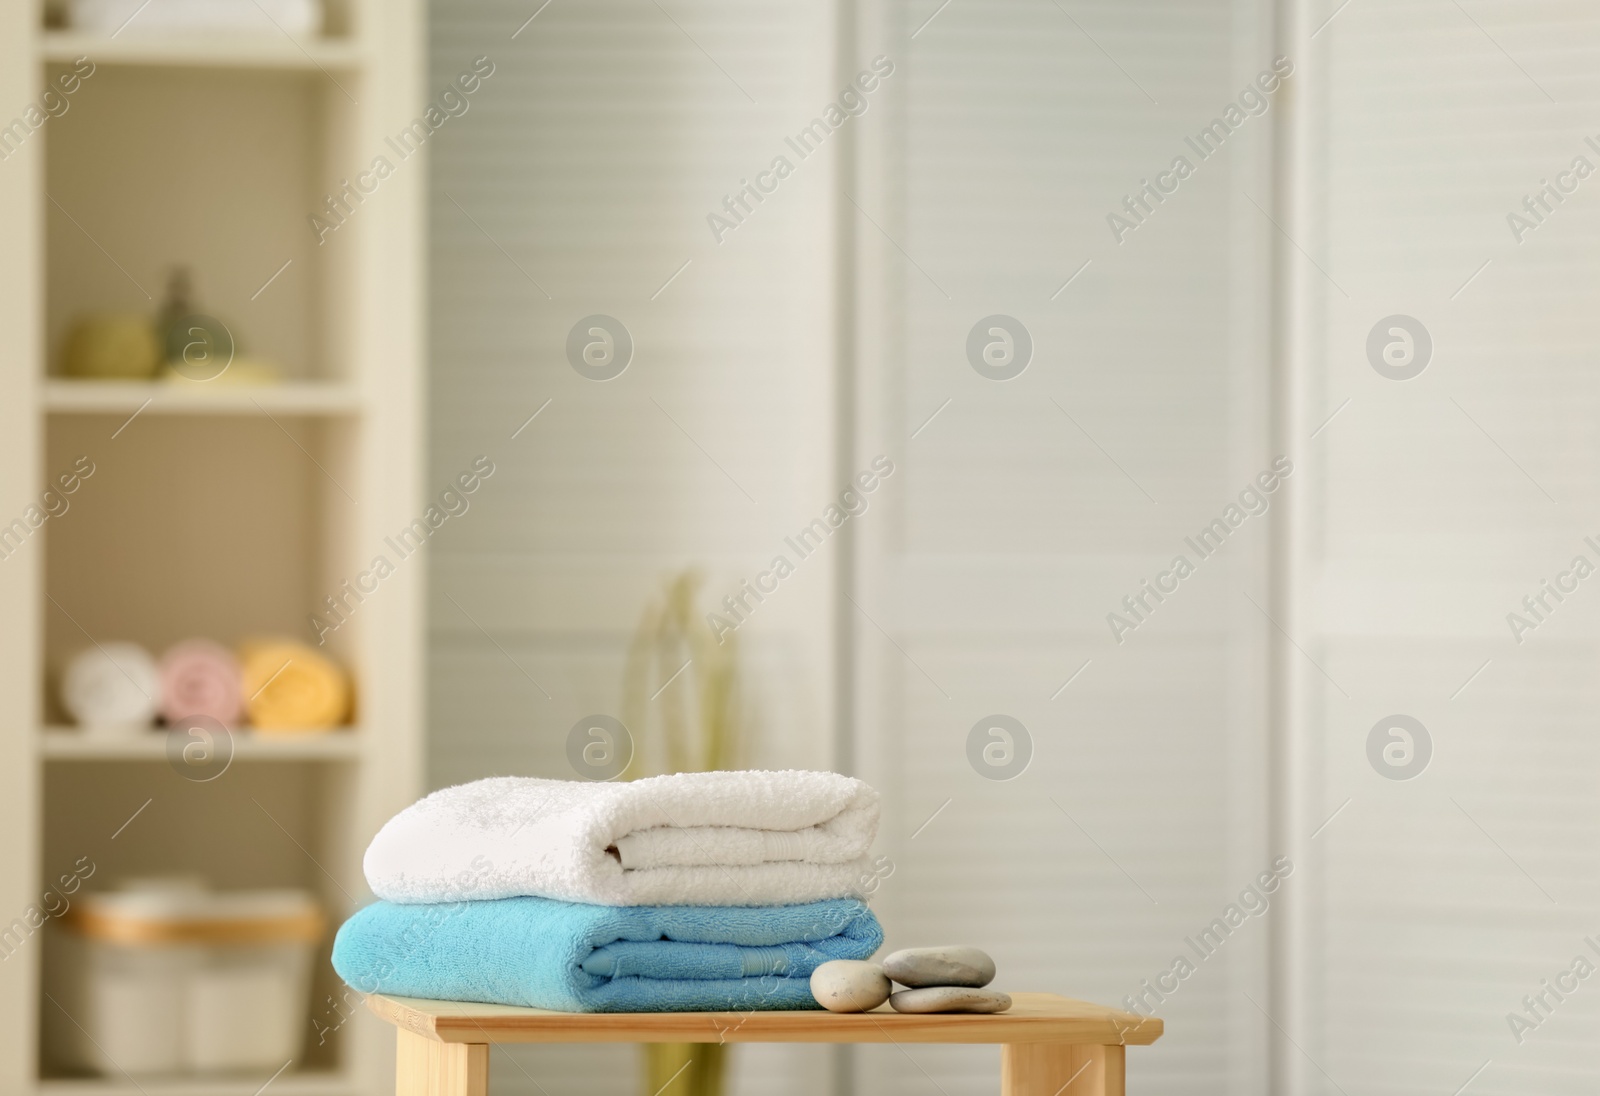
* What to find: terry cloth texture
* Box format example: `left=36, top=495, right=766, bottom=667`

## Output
left=332, top=895, right=883, bottom=1012
left=363, top=770, right=880, bottom=907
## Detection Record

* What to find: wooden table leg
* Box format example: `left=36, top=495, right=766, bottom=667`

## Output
left=1001, top=1044, right=1124, bottom=1096
left=396, top=1028, right=489, bottom=1096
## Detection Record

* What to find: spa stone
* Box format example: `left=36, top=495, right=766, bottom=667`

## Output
left=882, top=946, right=995, bottom=988
left=810, top=960, right=891, bottom=1013
left=888, top=986, right=1012, bottom=1014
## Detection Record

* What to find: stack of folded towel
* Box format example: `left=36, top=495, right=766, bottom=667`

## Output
left=332, top=770, right=884, bottom=1012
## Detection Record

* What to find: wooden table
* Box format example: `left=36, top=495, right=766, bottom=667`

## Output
left=367, top=992, right=1162, bottom=1096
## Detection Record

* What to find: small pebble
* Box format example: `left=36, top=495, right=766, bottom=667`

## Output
left=810, top=960, right=891, bottom=1013
left=889, top=986, right=1012, bottom=1014
left=882, top=946, right=996, bottom=988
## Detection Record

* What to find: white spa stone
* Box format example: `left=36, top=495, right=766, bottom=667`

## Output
left=888, top=986, right=1013, bottom=1014
left=810, top=960, right=892, bottom=1013
left=881, top=946, right=996, bottom=988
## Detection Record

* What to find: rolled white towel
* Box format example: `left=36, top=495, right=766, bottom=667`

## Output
left=364, top=770, right=881, bottom=907
left=61, top=643, right=160, bottom=730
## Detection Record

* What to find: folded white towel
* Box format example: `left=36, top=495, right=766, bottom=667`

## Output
left=363, top=770, right=880, bottom=907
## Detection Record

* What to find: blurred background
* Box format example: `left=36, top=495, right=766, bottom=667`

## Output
left=3, top=0, right=1599, bottom=1094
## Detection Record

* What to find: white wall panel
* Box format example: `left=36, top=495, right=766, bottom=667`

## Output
left=1306, top=3, right=1600, bottom=1094
left=851, top=1, right=1278, bottom=1093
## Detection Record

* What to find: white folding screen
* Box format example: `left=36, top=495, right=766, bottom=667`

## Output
left=1299, top=3, right=1600, bottom=1094
left=847, top=1, right=1280, bottom=1093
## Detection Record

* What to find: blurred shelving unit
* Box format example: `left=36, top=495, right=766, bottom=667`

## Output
left=38, top=31, right=366, bottom=69
left=42, top=379, right=363, bottom=414
left=39, top=727, right=364, bottom=760
left=0, top=2, right=423, bottom=1094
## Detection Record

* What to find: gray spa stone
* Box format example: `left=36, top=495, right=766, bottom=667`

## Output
left=882, top=946, right=996, bottom=988
left=889, top=986, right=1013, bottom=1014
left=810, top=960, right=892, bottom=1013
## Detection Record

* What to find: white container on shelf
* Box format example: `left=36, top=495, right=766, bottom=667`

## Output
left=61, top=881, right=324, bottom=1076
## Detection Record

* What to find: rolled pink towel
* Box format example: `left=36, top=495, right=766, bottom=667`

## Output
left=158, top=639, right=244, bottom=726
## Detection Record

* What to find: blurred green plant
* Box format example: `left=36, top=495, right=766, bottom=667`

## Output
left=621, top=569, right=742, bottom=1096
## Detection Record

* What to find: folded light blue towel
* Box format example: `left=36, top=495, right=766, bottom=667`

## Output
left=332, top=895, right=882, bottom=1012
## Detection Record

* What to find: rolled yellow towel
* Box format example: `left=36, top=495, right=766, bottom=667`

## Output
left=238, top=641, right=351, bottom=732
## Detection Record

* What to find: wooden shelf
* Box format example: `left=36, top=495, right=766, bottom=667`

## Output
left=369, top=991, right=1164, bottom=1047
left=40, top=1072, right=358, bottom=1096
left=43, top=380, right=361, bottom=416
left=41, top=727, right=362, bottom=761
left=39, top=32, right=364, bottom=71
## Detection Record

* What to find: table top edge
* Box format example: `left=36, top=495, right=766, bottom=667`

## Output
left=365, top=992, right=1165, bottom=1047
